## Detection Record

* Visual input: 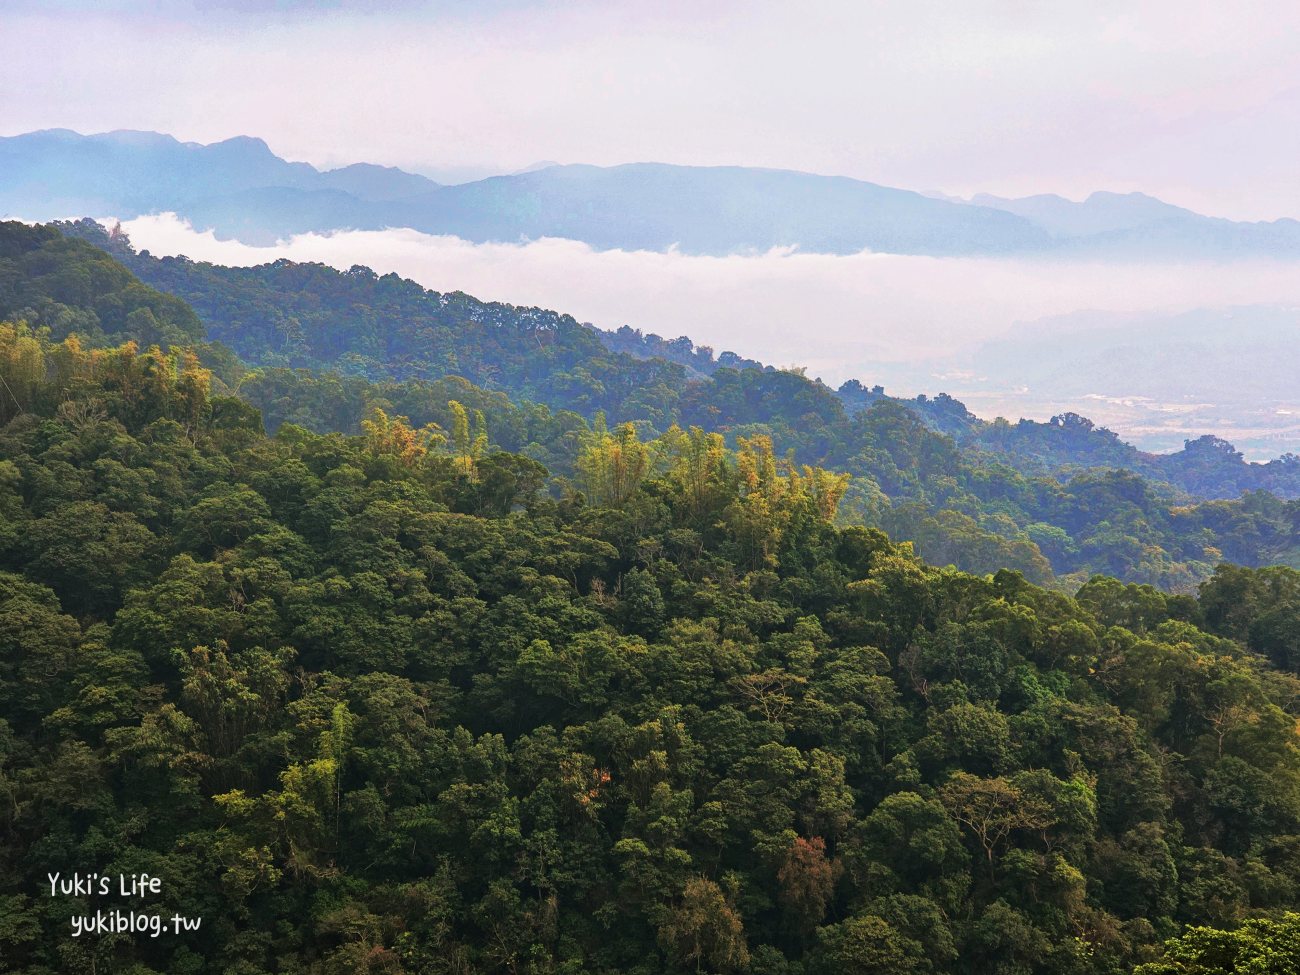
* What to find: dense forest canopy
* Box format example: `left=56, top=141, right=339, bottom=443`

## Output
left=0, top=221, right=202, bottom=349
left=0, top=322, right=1298, bottom=974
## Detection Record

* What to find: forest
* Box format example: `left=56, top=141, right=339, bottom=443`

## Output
left=0, top=219, right=1296, bottom=973
left=22, top=218, right=1300, bottom=592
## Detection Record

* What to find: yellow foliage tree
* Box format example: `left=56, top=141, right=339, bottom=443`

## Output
left=726, top=435, right=851, bottom=567
left=577, top=413, right=654, bottom=506
left=0, top=322, right=47, bottom=421
left=659, top=424, right=729, bottom=521
left=361, top=407, right=446, bottom=466
left=448, top=399, right=488, bottom=480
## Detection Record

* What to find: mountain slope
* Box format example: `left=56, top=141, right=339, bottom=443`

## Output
left=46, top=218, right=1300, bottom=590
left=4, top=319, right=1300, bottom=975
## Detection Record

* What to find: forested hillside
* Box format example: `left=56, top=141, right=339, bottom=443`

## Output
left=59, top=219, right=1300, bottom=497
left=1, top=322, right=1299, bottom=974
left=37, top=219, right=1300, bottom=591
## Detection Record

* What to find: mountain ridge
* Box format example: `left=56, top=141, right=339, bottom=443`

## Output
left=8, top=129, right=1300, bottom=257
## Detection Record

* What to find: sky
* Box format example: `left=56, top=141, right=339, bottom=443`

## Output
left=5, top=0, right=1300, bottom=219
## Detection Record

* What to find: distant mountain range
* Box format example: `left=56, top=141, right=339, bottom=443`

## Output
left=6, top=128, right=1300, bottom=257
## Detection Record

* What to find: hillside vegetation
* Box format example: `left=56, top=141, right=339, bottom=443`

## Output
left=32, top=219, right=1300, bottom=592
left=0, top=322, right=1299, bottom=974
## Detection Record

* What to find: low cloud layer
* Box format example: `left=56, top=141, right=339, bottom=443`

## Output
left=122, top=213, right=1300, bottom=456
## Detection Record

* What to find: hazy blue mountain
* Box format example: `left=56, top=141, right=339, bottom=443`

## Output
left=970, top=190, right=1300, bottom=257
left=513, top=160, right=562, bottom=174
left=1, top=129, right=309, bottom=219
left=0, top=128, right=436, bottom=224
left=970, top=191, right=1196, bottom=237
left=181, top=187, right=389, bottom=244
left=316, top=162, right=439, bottom=200
left=172, top=161, right=1051, bottom=250
left=1, top=130, right=1050, bottom=250
left=7, top=129, right=1300, bottom=257
left=380, top=162, right=1050, bottom=254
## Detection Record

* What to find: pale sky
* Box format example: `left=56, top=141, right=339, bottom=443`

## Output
left=5, top=1, right=1300, bottom=220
